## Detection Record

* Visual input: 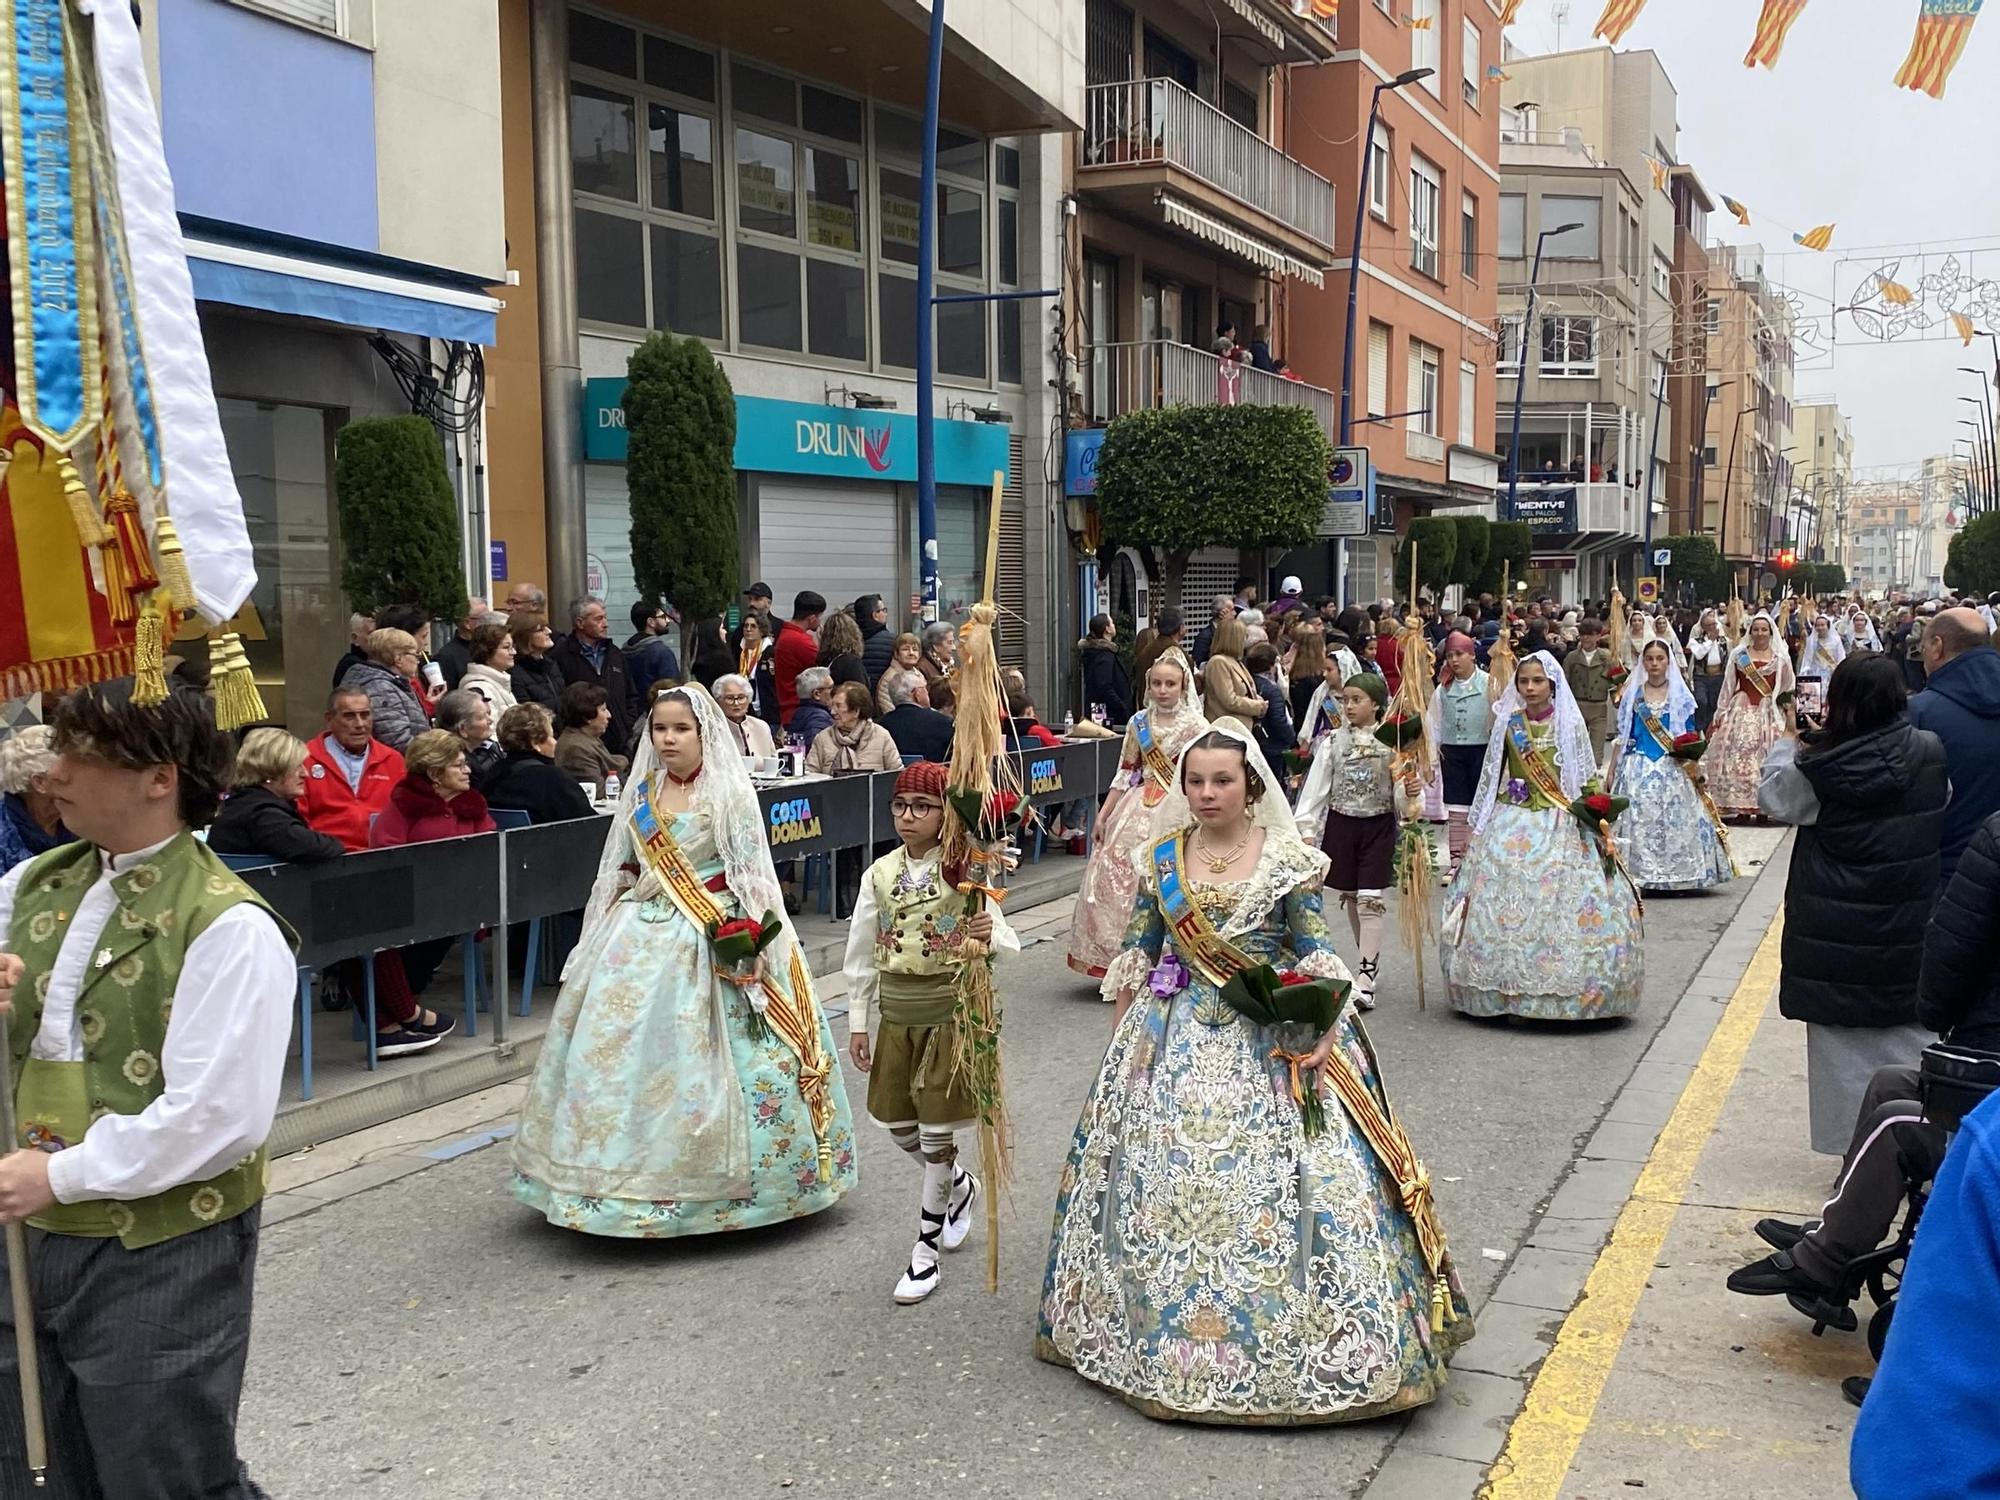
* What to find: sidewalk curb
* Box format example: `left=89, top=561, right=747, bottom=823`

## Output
left=1360, top=835, right=1792, bottom=1500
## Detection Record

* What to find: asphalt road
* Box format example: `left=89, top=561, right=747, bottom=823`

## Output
left=238, top=830, right=1785, bottom=1500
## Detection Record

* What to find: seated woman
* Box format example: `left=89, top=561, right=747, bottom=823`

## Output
left=338, top=627, right=431, bottom=751
left=0, top=725, right=70, bottom=872
left=482, top=704, right=597, bottom=824
left=805, top=683, right=901, bottom=776
left=554, top=681, right=628, bottom=797
left=434, top=688, right=503, bottom=787
left=211, top=728, right=452, bottom=1057
left=459, top=619, right=521, bottom=718
left=713, top=673, right=778, bottom=760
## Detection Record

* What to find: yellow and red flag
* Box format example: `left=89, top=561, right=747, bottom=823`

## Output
left=1310, top=0, right=1338, bottom=18
left=1498, top=0, right=1525, bottom=24
left=1880, top=279, right=1915, bottom=305
left=1644, top=155, right=1670, bottom=193
left=1895, top=0, right=1981, bottom=98
left=1405, top=13, right=1433, bottom=28
left=1793, top=223, right=1835, bottom=251
left=1954, top=313, right=1978, bottom=345
left=1592, top=0, right=1649, bottom=43
left=1721, top=196, right=1752, bottom=226
left=1744, top=0, right=1811, bottom=67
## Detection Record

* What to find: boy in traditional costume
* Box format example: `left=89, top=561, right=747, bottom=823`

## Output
left=846, top=760, right=1017, bottom=1303
left=0, top=681, right=297, bottom=1497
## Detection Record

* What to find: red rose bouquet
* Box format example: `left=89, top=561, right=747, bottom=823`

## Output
left=946, top=786, right=1026, bottom=845
left=708, top=910, right=784, bottom=1037
left=1218, top=963, right=1354, bottom=1137
left=1567, top=781, right=1630, bottom=878
left=1605, top=662, right=1631, bottom=686
left=1373, top=712, right=1424, bottom=750
left=1668, top=731, right=1708, bottom=762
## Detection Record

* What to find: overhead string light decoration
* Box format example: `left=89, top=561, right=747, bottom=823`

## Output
left=1837, top=254, right=2000, bottom=345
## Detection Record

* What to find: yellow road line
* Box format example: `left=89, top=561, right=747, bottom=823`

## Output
left=1480, top=910, right=1785, bottom=1500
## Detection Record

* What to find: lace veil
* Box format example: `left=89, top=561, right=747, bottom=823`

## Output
left=1617, top=639, right=1698, bottom=744
left=1468, top=649, right=1597, bottom=832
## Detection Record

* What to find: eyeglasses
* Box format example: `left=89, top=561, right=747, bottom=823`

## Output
left=891, top=799, right=943, bottom=818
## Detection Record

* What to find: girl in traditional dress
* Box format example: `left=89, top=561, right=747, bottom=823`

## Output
left=1441, top=651, right=1644, bottom=1021
left=1608, top=640, right=1734, bottom=893
left=1842, top=605, right=1883, bottom=655
left=1066, top=647, right=1204, bottom=978
left=1039, top=724, right=1470, bottom=1424
left=1707, top=613, right=1796, bottom=818
left=1429, top=631, right=1491, bottom=878
left=1799, top=613, right=1847, bottom=679
left=512, top=687, right=858, bottom=1236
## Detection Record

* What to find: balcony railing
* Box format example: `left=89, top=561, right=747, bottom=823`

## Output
left=1081, top=339, right=1335, bottom=439
left=1405, top=430, right=1446, bottom=465
left=1081, top=78, right=1335, bottom=249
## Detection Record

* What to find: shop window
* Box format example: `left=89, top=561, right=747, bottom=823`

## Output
left=569, top=12, right=636, bottom=76
left=648, top=106, right=715, bottom=220
left=643, top=35, right=714, bottom=100
left=879, top=273, right=918, bottom=368
left=879, top=166, right=921, bottom=266
left=731, top=62, right=797, bottom=126
left=938, top=299, right=987, bottom=380
left=802, top=86, right=863, bottom=144
left=939, top=183, right=983, bottom=278
left=571, top=84, right=637, bottom=202
left=804, top=149, right=861, bottom=253
left=735, top=128, right=797, bottom=238
left=807, top=259, right=867, bottom=362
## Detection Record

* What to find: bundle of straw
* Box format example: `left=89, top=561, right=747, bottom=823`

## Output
left=1607, top=588, right=1628, bottom=668
left=1726, top=595, right=1746, bottom=646
left=941, top=600, right=1020, bottom=1292
left=1390, top=565, right=1439, bottom=1007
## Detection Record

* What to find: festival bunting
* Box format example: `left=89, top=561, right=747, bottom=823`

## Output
left=1720, top=196, right=1752, bottom=226
left=1405, top=13, right=1433, bottom=27
left=1894, top=0, right=1981, bottom=98
left=1744, top=0, right=1811, bottom=67
left=1310, top=0, right=1337, bottom=15
left=1793, top=223, right=1836, bottom=251
left=1644, top=155, right=1670, bottom=194
left=1592, top=0, right=1649, bottom=44
left=1880, top=279, right=1916, bottom=306
left=1498, top=0, right=1525, bottom=22
left=1954, top=312, right=1978, bottom=345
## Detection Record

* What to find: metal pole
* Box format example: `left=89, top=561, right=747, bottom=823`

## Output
left=1718, top=405, right=1752, bottom=594
left=1641, top=357, right=1667, bottom=553
left=530, top=0, right=586, bottom=608
left=0, top=1011, right=48, bottom=1488
left=1338, top=84, right=1386, bottom=449
left=1504, top=229, right=1556, bottom=524
left=916, top=0, right=946, bottom=625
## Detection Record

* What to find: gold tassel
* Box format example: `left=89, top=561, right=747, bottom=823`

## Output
left=59, top=453, right=112, bottom=547
left=1432, top=1276, right=1449, bottom=1331
left=132, top=588, right=172, bottom=707
left=207, top=629, right=267, bottom=730
left=153, top=515, right=196, bottom=610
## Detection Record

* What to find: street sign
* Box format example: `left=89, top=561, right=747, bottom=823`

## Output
left=1653, top=547, right=1672, bottom=567
left=489, top=540, right=508, bottom=582
left=1636, top=576, right=1660, bottom=605
left=1322, top=446, right=1372, bottom=538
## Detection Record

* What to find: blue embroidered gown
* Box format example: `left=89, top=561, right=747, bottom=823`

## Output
left=1610, top=700, right=1734, bottom=893
left=512, top=809, right=857, bottom=1236
left=1037, top=843, right=1471, bottom=1424
left=1442, top=716, right=1645, bottom=1021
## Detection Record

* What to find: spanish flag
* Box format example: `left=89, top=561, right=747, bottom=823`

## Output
left=1592, top=0, right=1649, bottom=43
left=1744, top=0, right=1810, bottom=67
left=1721, top=196, right=1752, bottom=226
left=1895, top=0, right=1981, bottom=98
left=1793, top=223, right=1835, bottom=251
left=1310, top=0, right=1337, bottom=18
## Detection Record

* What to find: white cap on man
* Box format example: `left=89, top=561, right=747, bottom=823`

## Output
left=1279, top=575, right=1303, bottom=597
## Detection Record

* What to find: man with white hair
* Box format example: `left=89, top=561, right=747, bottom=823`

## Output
left=332, top=612, right=374, bottom=687
left=1191, top=594, right=1238, bottom=668
left=551, top=595, right=639, bottom=751
left=880, top=669, right=954, bottom=763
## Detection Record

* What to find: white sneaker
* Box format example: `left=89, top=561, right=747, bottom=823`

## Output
left=894, top=1206, right=946, bottom=1304
left=941, top=1170, right=980, bottom=1253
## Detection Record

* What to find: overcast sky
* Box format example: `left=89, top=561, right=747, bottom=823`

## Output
left=1505, top=0, right=2000, bottom=474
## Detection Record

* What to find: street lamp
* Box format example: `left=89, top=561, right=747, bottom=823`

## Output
left=1502, top=221, right=1585, bottom=523
left=1717, top=402, right=1759, bottom=593
left=1960, top=372, right=1996, bottom=510
left=1958, top=409, right=1993, bottom=513
left=1337, top=68, right=1434, bottom=447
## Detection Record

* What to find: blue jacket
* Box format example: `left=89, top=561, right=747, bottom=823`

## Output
left=0, top=793, right=69, bottom=873
left=787, top=700, right=833, bottom=750
left=1852, top=1088, right=2000, bottom=1499
left=1907, top=647, right=2000, bottom=882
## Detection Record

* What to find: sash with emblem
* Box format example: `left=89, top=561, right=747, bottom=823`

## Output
left=1131, top=712, right=1178, bottom=808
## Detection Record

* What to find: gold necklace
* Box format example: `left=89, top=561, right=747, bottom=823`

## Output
left=1192, top=828, right=1250, bottom=874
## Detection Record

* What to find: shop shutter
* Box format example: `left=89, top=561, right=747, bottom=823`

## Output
left=1179, top=546, right=1240, bottom=616
left=1367, top=324, right=1389, bottom=418
left=583, top=466, right=640, bottom=617
left=997, top=436, right=1027, bottom=667
left=757, top=479, right=897, bottom=622
left=242, top=0, right=341, bottom=34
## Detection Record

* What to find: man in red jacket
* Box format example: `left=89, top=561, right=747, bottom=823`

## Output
left=299, top=687, right=405, bottom=851
left=773, top=588, right=827, bottom=726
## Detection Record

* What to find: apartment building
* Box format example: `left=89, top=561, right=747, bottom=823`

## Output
left=146, top=0, right=506, bottom=729
left=1492, top=127, right=1648, bottom=604
left=1067, top=0, right=1342, bottom=614
left=1699, top=242, right=1795, bottom=589
left=1663, top=165, right=1713, bottom=538
left=1287, top=0, right=1504, bottom=604
left=1789, top=397, right=1852, bottom=565
left=501, top=0, right=1079, bottom=695
left=1848, top=481, right=1923, bottom=595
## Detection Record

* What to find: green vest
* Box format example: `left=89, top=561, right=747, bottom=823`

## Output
left=6, top=832, right=297, bottom=1249
left=868, top=850, right=962, bottom=1026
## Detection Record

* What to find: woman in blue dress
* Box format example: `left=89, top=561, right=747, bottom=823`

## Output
left=1038, top=722, right=1470, bottom=1424
left=512, top=685, right=857, bottom=1236
left=1608, top=638, right=1735, bottom=893
left=1441, top=651, right=1644, bottom=1021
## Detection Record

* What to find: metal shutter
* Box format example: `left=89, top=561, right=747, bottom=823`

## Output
left=757, top=479, right=896, bottom=621
left=1367, top=324, right=1389, bottom=418
left=1180, top=546, right=1240, bottom=616
left=583, top=465, right=640, bottom=616
left=997, top=435, right=1027, bottom=667
left=235, top=0, right=341, bottom=34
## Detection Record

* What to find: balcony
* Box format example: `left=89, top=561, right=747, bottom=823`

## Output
left=1080, top=78, right=1335, bottom=281
left=1505, top=478, right=1646, bottom=540
left=1080, top=338, right=1335, bottom=439
left=1406, top=429, right=1446, bottom=465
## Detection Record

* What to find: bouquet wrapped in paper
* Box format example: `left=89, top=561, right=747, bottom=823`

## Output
left=1667, top=731, right=1708, bottom=762
left=708, top=911, right=783, bottom=1036
left=1218, top=964, right=1352, bottom=1137
left=1568, top=781, right=1631, bottom=879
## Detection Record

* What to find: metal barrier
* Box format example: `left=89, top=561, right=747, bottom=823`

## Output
left=243, top=746, right=1122, bottom=1098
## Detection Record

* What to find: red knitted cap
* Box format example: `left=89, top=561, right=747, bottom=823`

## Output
left=894, top=760, right=948, bottom=799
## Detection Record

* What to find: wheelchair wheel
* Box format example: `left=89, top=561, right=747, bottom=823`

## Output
left=1867, top=1298, right=1895, bottom=1363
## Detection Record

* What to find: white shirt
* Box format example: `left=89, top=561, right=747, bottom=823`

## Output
left=843, top=847, right=1018, bottom=1036
left=0, top=836, right=297, bottom=1205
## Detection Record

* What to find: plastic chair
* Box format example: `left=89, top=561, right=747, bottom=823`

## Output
left=900, top=754, right=923, bottom=766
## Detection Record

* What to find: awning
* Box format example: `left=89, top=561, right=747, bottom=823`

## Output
left=185, top=238, right=502, bottom=345
left=1158, top=195, right=1326, bottom=289
left=1219, top=0, right=1285, bottom=49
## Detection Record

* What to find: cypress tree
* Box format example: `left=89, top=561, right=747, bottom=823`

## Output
left=625, top=333, right=738, bottom=621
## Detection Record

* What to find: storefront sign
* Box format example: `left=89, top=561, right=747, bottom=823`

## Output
left=489, top=540, right=507, bottom=582
left=1028, top=756, right=1063, bottom=797
left=767, top=795, right=825, bottom=846
left=585, top=554, right=609, bottom=596
left=1514, top=488, right=1579, bottom=536
left=1065, top=428, right=1104, bottom=495
left=582, top=380, right=1009, bottom=487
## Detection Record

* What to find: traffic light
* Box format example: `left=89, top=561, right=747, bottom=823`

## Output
left=1776, top=548, right=1796, bottom=571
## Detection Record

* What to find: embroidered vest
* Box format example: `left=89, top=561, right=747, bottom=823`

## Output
left=7, top=833, right=297, bottom=1248
left=869, top=851, right=965, bottom=980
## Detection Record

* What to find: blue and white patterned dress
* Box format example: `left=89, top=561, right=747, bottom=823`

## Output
left=512, top=808, right=857, bottom=1237
left=1037, top=833, right=1471, bottom=1424
left=1611, top=699, right=1734, bottom=893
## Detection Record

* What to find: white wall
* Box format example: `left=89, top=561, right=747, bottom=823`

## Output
left=885, top=0, right=1083, bottom=129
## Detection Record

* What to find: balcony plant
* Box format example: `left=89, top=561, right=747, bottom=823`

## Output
left=1094, top=404, right=1331, bottom=602
left=334, top=415, right=468, bottom=621
left=626, top=332, right=738, bottom=622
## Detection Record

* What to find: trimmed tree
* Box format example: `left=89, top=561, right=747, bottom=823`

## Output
left=1447, top=514, right=1490, bottom=588
left=1394, top=517, right=1458, bottom=598
left=335, top=415, right=468, bottom=620
left=1477, top=520, right=1533, bottom=597
left=626, top=333, right=738, bottom=621
left=1655, top=533, right=1726, bottom=604
left=1944, top=512, right=2000, bottom=596
left=1094, top=404, right=1332, bottom=602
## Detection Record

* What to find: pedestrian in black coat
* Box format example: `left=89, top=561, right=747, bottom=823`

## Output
left=483, top=705, right=598, bottom=824
left=208, top=729, right=346, bottom=864
left=1919, top=810, right=2000, bottom=1055
left=853, top=594, right=896, bottom=687
left=1077, top=615, right=1132, bottom=725
left=551, top=595, right=640, bottom=750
